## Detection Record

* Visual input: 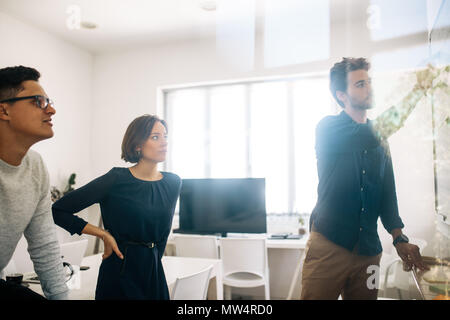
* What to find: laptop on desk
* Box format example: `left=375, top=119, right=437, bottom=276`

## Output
left=269, top=233, right=304, bottom=240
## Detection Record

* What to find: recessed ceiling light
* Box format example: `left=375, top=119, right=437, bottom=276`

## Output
left=200, top=0, right=217, bottom=11
left=80, top=21, right=98, bottom=29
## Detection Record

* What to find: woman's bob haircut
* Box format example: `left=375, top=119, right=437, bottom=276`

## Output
left=121, top=114, right=168, bottom=163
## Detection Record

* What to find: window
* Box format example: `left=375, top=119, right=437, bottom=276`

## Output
left=164, top=75, right=338, bottom=215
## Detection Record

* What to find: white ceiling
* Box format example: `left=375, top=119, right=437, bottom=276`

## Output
left=0, top=0, right=367, bottom=54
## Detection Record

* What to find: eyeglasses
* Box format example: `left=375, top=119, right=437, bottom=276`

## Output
left=0, top=95, right=54, bottom=110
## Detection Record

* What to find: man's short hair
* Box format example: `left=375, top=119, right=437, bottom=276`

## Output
left=329, top=57, right=370, bottom=108
left=0, top=66, right=41, bottom=101
left=121, top=114, right=168, bottom=163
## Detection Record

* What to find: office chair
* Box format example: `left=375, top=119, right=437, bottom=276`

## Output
left=174, top=234, right=220, bottom=259
left=220, top=237, right=270, bottom=300
left=171, top=265, right=213, bottom=300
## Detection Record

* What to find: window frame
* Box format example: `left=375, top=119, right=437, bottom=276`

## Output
left=158, top=71, right=335, bottom=215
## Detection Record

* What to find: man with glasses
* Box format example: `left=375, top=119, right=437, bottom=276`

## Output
left=0, top=66, right=68, bottom=300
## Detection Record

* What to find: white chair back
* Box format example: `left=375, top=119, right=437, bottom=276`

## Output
left=171, top=265, right=213, bottom=300
left=174, top=235, right=219, bottom=259
left=60, top=239, right=88, bottom=266
left=220, top=238, right=267, bottom=278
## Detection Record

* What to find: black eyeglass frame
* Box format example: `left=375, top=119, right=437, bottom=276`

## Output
left=0, top=95, right=54, bottom=110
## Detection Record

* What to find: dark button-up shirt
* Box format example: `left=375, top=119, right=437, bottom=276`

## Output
left=310, top=111, right=404, bottom=256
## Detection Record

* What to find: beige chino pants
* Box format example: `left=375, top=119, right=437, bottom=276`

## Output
left=300, top=230, right=381, bottom=300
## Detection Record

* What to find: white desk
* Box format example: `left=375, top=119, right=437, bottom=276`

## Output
left=167, top=234, right=307, bottom=299
left=167, top=235, right=306, bottom=249
left=25, top=254, right=99, bottom=300
left=266, top=238, right=307, bottom=299
left=266, top=238, right=306, bottom=249
left=25, top=254, right=223, bottom=300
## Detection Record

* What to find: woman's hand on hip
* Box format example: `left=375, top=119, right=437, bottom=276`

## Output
left=102, top=230, right=124, bottom=260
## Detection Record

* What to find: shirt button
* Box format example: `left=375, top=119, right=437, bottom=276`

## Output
left=361, top=208, right=365, bottom=212
left=360, top=227, right=363, bottom=231
left=364, top=150, right=367, bottom=154
left=361, top=187, right=364, bottom=192
left=362, top=170, right=366, bottom=174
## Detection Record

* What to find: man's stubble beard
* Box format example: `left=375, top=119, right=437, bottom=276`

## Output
left=350, top=96, right=373, bottom=110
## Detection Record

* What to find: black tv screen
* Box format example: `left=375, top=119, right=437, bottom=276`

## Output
left=177, top=178, right=266, bottom=235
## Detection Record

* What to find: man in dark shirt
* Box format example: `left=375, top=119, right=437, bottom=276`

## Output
left=300, top=57, right=431, bottom=300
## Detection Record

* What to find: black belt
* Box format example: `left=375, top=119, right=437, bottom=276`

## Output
left=105, top=230, right=158, bottom=249
left=121, top=240, right=157, bottom=249
left=117, top=241, right=158, bottom=275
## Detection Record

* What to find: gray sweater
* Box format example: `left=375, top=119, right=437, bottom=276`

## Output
left=0, top=149, right=69, bottom=299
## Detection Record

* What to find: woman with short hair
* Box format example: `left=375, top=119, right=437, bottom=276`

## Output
left=52, top=114, right=181, bottom=300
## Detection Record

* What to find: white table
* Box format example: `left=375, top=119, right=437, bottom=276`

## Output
left=167, top=235, right=307, bottom=299
left=25, top=254, right=223, bottom=300
left=260, top=238, right=307, bottom=300
left=25, top=254, right=99, bottom=300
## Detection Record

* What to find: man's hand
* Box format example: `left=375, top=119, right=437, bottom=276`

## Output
left=394, top=242, right=429, bottom=272
left=414, top=64, right=440, bottom=92
left=372, top=64, right=442, bottom=140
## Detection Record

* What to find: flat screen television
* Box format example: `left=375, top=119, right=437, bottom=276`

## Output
left=175, top=178, right=266, bottom=236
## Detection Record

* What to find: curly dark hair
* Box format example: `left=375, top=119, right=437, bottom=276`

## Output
left=0, top=66, right=41, bottom=101
left=329, top=57, right=370, bottom=108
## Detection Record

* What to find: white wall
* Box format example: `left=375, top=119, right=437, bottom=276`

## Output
left=0, top=12, right=98, bottom=252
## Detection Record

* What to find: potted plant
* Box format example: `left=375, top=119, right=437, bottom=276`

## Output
left=51, top=173, right=77, bottom=202
left=298, top=214, right=307, bottom=236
